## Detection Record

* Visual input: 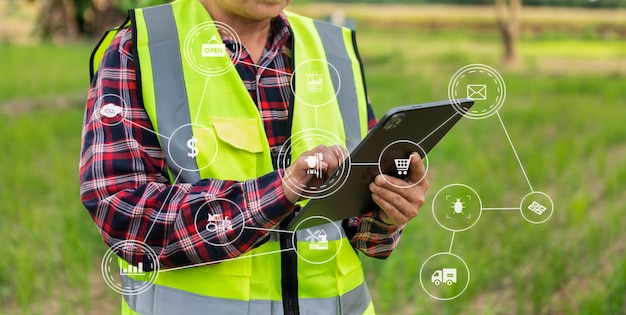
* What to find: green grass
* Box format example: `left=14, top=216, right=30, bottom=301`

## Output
left=523, top=39, right=626, bottom=58
left=0, top=43, right=113, bottom=313
left=1, top=6, right=625, bottom=314
left=0, top=44, right=93, bottom=102
left=362, top=71, right=626, bottom=314
left=0, top=106, right=113, bottom=313
left=356, top=29, right=626, bottom=315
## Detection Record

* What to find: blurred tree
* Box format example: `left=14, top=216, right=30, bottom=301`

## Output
left=36, top=0, right=80, bottom=41
left=6, top=0, right=19, bottom=14
left=494, top=0, right=522, bottom=64
left=92, top=0, right=170, bottom=37
left=91, top=0, right=126, bottom=38
left=26, top=0, right=169, bottom=41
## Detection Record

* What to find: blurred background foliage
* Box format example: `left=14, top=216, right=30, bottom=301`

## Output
left=1, top=0, right=625, bottom=314
left=4, top=0, right=626, bottom=44
left=301, top=0, right=626, bottom=6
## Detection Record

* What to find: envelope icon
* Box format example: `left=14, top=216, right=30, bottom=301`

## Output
left=466, top=84, right=487, bottom=100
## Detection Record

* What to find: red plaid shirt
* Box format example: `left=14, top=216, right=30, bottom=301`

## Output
left=80, top=13, right=403, bottom=268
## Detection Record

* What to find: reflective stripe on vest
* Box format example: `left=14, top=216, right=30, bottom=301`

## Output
left=140, top=4, right=199, bottom=183
left=119, top=235, right=376, bottom=315
left=121, top=276, right=373, bottom=315
left=120, top=223, right=360, bottom=315
left=311, top=19, right=363, bottom=153
left=118, top=222, right=372, bottom=310
left=116, top=0, right=372, bottom=313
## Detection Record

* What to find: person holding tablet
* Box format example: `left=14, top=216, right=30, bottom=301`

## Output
left=80, top=0, right=428, bottom=313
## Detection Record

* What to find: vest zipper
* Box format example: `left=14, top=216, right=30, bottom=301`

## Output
left=280, top=32, right=299, bottom=315
left=279, top=217, right=300, bottom=315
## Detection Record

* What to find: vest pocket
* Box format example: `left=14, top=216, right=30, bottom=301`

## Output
left=211, top=117, right=264, bottom=153
left=336, top=241, right=362, bottom=277
left=336, top=239, right=366, bottom=295
left=209, top=117, right=268, bottom=181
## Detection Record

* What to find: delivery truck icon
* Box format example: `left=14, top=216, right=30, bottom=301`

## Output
left=431, top=268, right=457, bottom=286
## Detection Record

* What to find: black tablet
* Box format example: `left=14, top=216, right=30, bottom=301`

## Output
left=287, top=99, right=474, bottom=230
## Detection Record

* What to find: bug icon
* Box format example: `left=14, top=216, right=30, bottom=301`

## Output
left=452, top=198, right=465, bottom=214
left=445, top=195, right=472, bottom=219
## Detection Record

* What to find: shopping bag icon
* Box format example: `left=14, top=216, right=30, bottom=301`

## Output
left=201, top=35, right=226, bottom=57
left=466, top=84, right=487, bottom=100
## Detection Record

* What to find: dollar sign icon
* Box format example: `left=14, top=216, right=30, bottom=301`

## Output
left=187, top=137, right=199, bottom=158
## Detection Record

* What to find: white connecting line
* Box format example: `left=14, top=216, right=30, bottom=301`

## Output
left=497, top=112, right=534, bottom=192
left=142, top=169, right=184, bottom=242
left=161, top=247, right=295, bottom=273
left=193, top=76, right=211, bottom=124
left=448, top=231, right=455, bottom=253
left=482, top=207, right=519, bottom=211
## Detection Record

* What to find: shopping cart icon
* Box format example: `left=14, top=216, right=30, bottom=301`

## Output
left=394, top=156, right=412, bottom=176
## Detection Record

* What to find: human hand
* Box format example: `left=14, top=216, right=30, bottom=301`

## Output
left=369, top=152, right=429, bottom=226
left=281, top=144, right=347, bottom=204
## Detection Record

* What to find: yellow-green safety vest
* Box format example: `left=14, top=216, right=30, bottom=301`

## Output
left=91, top=0, right=372, bottom=314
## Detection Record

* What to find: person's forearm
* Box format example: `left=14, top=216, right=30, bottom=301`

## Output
left=81, top=154, right=294, bottom=268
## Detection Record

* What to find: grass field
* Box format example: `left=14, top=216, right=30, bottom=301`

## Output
left=1, top=4, right=625, bottom=314
left=352, top=23, right=626, bottom=314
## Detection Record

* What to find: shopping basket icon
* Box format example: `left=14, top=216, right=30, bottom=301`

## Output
left=394, top=156, right=412, bottom=175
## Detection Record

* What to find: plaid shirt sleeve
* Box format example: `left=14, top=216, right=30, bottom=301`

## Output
left=345, top=106, right=405, bottom=259
left=80, top=28, right=295, bottom=268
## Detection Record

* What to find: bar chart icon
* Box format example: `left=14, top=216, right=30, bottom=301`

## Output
left=120, top=262, right=145, bottom=276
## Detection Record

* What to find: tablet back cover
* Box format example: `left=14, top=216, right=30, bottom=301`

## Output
left=288, top=99, right=474, bottom=230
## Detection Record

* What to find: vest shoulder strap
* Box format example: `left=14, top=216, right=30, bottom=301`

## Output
left=89, top=16, right=131, bottom=82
